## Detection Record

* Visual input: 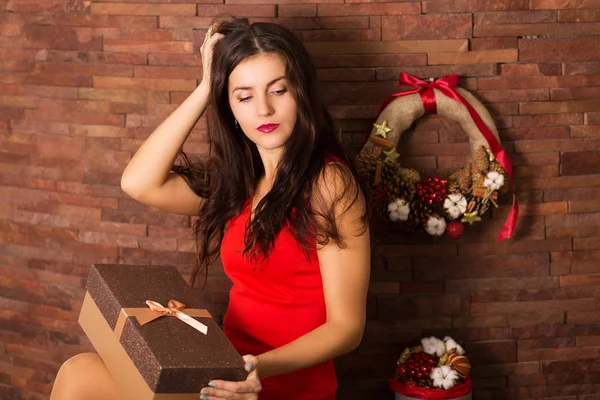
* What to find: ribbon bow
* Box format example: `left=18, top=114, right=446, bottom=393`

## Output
left=378, top=73, right=519, bottom=242
left=143, top=299, right=209, bottom=335
left=379, top=73, right=460, bottom=115
left=114, top=298, right=211, bottom=338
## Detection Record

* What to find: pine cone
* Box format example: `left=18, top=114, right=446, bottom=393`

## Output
left=455, top=167, right=472, bottom=191
left=473, top=146, right=490, bottom=172
left=399, top=167, right=421, bottom=185
left=356, top=147, right=382, bottom=182
left=448, top=181, right=461, bottom=194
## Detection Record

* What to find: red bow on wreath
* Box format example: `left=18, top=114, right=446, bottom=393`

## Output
left=379, top=73, right=519, bottom=242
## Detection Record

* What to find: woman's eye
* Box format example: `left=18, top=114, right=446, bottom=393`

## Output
left=239, top=96, right=252, bottom=103
left=273, top=89, right=287, bottom=95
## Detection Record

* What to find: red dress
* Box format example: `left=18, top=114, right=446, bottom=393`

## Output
left=220, top=157, right=342, bottom=400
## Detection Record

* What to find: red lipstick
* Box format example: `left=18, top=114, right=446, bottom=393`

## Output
left=257, top=123, right=279, bottom=133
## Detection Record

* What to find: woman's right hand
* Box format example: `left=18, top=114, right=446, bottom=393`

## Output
left=200, top=23, right=224, bottom=90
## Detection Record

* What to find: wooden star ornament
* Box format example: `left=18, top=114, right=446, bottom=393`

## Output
left=382, top=147, right=400, bottom=163
left=461, top=211, right=482, bottom=225
left=373, top=120, right=392, bottom=138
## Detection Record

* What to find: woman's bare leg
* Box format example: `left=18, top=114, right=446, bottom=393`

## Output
left=50, top=353, right=125, bottom=400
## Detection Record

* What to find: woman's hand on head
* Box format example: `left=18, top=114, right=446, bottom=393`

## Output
left=200, top=355, right=261, bottom=400
left=200, top=23, right=224, bottom=90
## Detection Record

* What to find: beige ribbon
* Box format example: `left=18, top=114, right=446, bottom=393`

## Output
left=114, top=299, right=212, bottom=339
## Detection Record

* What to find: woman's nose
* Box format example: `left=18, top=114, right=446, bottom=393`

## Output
left=257, top=95, right=274, bottom=117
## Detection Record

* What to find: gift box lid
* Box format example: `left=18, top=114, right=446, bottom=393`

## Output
left=85, top=263, right=247, bottom=393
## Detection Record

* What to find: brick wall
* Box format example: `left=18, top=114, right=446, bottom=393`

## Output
left=1, top=1, right=600, bottom=399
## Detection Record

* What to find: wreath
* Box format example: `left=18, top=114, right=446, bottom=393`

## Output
left=356, top=73, right=518, bottom=241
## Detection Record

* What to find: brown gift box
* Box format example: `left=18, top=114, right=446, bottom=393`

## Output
left=78, top=264, right=247, bottom=400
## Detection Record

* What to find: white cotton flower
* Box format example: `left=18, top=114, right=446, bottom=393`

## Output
left=484, top=171, right=504, bottom=191
left=443, top=194, right=467, bottom=219
left=424, top=216, right=447, bottom=236
left=430, top=365, right=459, bottom=390
left=421, top=336, right=446, bottom=357
left=388, top=198, right=410, bottom=222
left=443, top=336, right=465, bottom=355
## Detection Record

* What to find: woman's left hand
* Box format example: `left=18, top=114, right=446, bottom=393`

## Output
left=200, top=355, right=262, bottom=399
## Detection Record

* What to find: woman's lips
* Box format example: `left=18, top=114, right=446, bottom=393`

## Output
left=257, top=123, right=280, bottom=133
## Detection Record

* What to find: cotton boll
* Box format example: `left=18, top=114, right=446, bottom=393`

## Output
left=443, top=336, right=465, bottom=355
left=430, top=367, right=444, bottom=381
left=421, top=336, right=445, bottom=356
left=421, top=337, right=436, bottom=355
left=433, top=338, right=446, bottom=356
left=442, top=369, right=459, bottom=390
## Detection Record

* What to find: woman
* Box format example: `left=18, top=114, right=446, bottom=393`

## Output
left=50, top=17, right=371, bottom=400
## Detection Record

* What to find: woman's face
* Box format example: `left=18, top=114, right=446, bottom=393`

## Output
left=227, top=52, right=298, bottom=154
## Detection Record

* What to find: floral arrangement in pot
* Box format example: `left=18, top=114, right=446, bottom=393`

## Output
left=390, top=336, right=472, bottom=400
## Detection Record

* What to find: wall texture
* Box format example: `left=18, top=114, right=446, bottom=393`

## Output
left=2, top=0, right=600, bottom=399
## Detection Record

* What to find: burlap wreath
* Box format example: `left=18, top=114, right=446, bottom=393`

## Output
left=356, top=74, right=517, bottom=239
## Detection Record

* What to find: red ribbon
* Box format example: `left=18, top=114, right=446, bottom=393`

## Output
left=378, top=73, right=518, bottom=241
left=390, top=377, right=472, bottom=399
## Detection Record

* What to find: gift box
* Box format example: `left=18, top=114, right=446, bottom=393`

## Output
left=78, top=264, right=247, bottom=400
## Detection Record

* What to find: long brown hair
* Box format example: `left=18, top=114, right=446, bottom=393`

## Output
left=173, top=17, right=370, bottom=287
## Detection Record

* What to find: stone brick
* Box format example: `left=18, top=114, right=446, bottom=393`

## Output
left=531, top=0, right=600, bottom=9
left=428, top=49, right=517, bottom=65
left=382, top=14, right=472, bottom=40
left=476, top=22, right=600, bottom=37
left=521, top=100, right=600, bottom=115
left=513, top=113, right=583, bottom=127
left=279, top=4, right=316, bottom=17
left=475, top=10, right=556, bottom=24
left=93, top=76, right=196, bottom=92
left=302, top=29, right=380, bottom=42
left=104, top=40, right=193, bottom=54
left=91, top=3, right=196, bottom=15
left=317, top=68, right=375, bottom=82
left=414, top=252, right=549, bottom=281
left=471, top=37, right=519, bottom=50
left=472, top=299, right=595, bottom=316
left=561, top=151, right=600, bottom=175
left=21, top=25, right=102, bottom=51
left=520, top=346, right=600, bottom=363
left=425, top=0, right=527, bottom=12
left=552, top=87, right=600, bottom=101
left=514, top=139, right=600, bottom=153
left=560, top=9, right=600, bottom=22
left=520, top=37, right=600, bottom=62
left=377, top=64, right=495, bottom=80
left=501, top=63, right=562, bottom=76
left=570, top=200, right=600, bottom=214
left=7, top=0, right=90, bottom=13
left=313, top=53, right=425, bottom=68
left=197, top=4, right=275, bottom=16
left=317, top=3, right=420, bottom=16
left=447, top=277, right=558, bottom=293
left=547, top=213, right=600, bottom=238
left=133, top=66, right=202, bottom=80
left=571, top=125, right=600, bottom=139
left=468, top=340, right=517, bottom=364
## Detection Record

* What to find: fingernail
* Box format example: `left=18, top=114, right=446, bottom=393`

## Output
left=245, top=362, right=254, bottom=372
left=208, top=381, right=217, bottom=387
left=200, top=390, right=209, bottom=395
left=200, top=396, right=208, bottom=400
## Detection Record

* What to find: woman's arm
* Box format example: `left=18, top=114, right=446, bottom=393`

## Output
left=257, top=163, right=371, bottom=378
left=120, top=29, right=222, bottom=216
left=120, top=83, right=210, bottom=216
